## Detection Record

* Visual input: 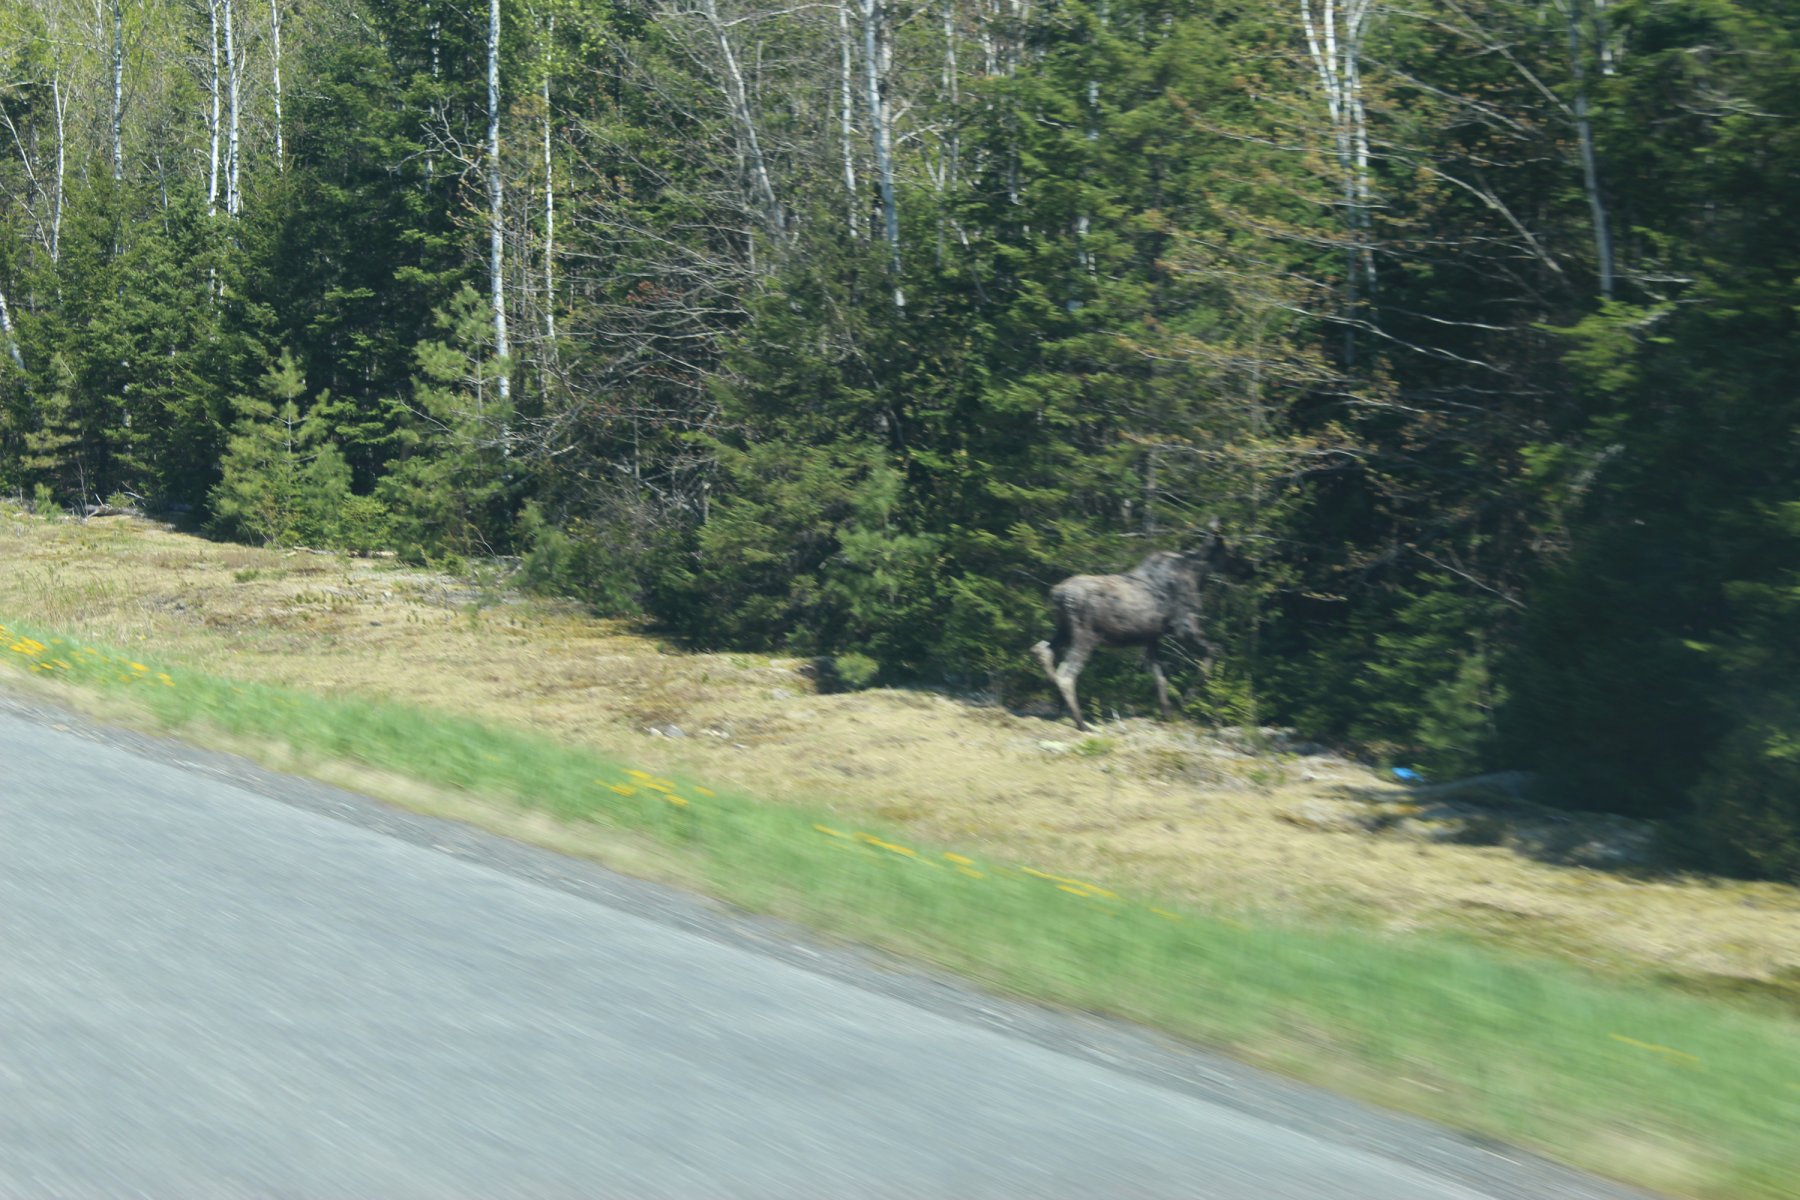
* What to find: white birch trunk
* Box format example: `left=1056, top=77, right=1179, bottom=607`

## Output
left=1300, top=0, right=1375, bottom=351
left=0, top=286, right=23, bottom=371
left=207, top=0, right=221, bottom=214
left=225, top=0, right=241, bottom=215
left=50, top=71, right=66, bottom=260
left=699, top=0, right=781, bottom=231
left=270, top=0, right=284, bottom=172
left=541, top=17, right=555, bottom=343
left=1563, top=0, right=1613, bottom=299
left=109, top=0, right=123, bottom=181
left=487, top=0, right=511, bottom=403
left=839, top=2, right=859, bottom=239
left=861, top=0, right=902, bottom=306
left=941, top=0, right=958, bottom=191
left=426, top=16, right=441, bottom=183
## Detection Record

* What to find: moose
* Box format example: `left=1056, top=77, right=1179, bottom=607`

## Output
left=1031, top=524, right=1238, bottom=732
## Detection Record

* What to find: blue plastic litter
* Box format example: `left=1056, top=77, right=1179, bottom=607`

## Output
left=1392, top=767, right=1424, bottom=783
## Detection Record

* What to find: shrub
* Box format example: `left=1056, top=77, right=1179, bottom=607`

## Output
left=829, top=652, right=881, bottom=691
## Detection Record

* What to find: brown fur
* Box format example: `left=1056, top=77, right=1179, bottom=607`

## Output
left=1032, top=531, right=1230, bottom=731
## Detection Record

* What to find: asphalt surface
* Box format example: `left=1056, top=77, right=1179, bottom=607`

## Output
left=0, top=692, right=1659, bottom=1199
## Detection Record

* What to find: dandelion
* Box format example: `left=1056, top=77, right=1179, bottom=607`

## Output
left=608, top=783, right=638, bottom=796
left=814, top=824, right=849, bottom=839
left=157, top=673, right=174, bottom=686
left=694, top=786, right=716, bottom=798
left=942, top=852, right=975, bottom=867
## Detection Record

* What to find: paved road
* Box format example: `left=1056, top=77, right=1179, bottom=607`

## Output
left=0, top=696, right=1656, bottom=1199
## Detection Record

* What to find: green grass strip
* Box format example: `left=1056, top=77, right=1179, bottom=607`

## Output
left=4, top=618, right=1798, bottom=1199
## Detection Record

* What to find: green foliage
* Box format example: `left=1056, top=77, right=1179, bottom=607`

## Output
left=1, top=0, right=1797, bottom=876
left=378, top=286, right=518, bottom=559
left=30, top=481, right=58, bottom=518
left=517, top=499, right=645, bottom=616
left=210, top=351, right=353, bottom=546
left=658, top=438, right=941, bottom=664
left=1685, top=504, right=1800, bottom=881
left=827, top=653, right=881, bottom=692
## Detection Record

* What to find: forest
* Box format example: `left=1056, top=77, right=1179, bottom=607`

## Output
left=0, top=0, right=1794, bottom=879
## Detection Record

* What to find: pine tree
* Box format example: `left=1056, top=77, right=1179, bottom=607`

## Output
left=212, top=350, right=350, bottom=545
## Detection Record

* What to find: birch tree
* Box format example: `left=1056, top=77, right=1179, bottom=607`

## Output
left=1298, top=0, right=1376, bottom=352
left=859, top=0, right=900, bottom=306
left=109, top=0, right=124, bottom=180
left=0, top=9, right=72, bottom=264
left=1557, top=0, right=1612, bottom=298
left=696, top=0, right=783, bottom=235
left=268, top=0, right=283, bottom=172
left=206, top=0, right=221, bottom=212
left=486, top=0, right=511, bottom=403
left=538, top=11, right=554, bottom=342
left=224, top=0, right=241, bottom=214
left=0, top=288, right=23, bottom=371
left=838, top=2, right=859, bottom=239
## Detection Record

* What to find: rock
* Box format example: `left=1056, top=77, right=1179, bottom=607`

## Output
left=1037, top=740, right=1072, bottom=755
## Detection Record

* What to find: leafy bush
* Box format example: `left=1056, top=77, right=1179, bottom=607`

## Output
left=517, top=500, right=647, bottom=617
left=828, top=652, right=880, bottom=691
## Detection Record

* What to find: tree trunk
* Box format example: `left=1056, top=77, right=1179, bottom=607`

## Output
left=50, top=71, right=66, bottom=261
left=270, top=0, right=284, bottom=172
left=0, top=286, right=23, bottom=371
left=109, top=0, right=123, bottom=182
left=225, top=0, right=241, bottom=215
left=1300, top=0, right=1375, bottom=361
left=698, top=0, right=782, bottom=232
left=487, top=0, right=512, bottom=403
left=1564, top=0, right=1614, bottom=300
left=839, top=2, right=859, bottom=239
left=541, top=15, right=555, bottom=344
left=861, top=0, right=902, bottom=307
left=207, top=0, right=221, bottom=214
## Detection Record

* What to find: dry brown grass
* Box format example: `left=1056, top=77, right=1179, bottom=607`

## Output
left=5, top=508, right=1797, bottom=999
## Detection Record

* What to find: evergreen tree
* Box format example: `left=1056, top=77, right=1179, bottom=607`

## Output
left=212, top=349, right=351, bottom=545
left=379, top=284, right=518, bottom=558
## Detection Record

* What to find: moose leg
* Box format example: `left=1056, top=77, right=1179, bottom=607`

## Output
left=1052, top=637, right=1094, bottom=732
left=1145, top=640, right=1174, bottom=720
